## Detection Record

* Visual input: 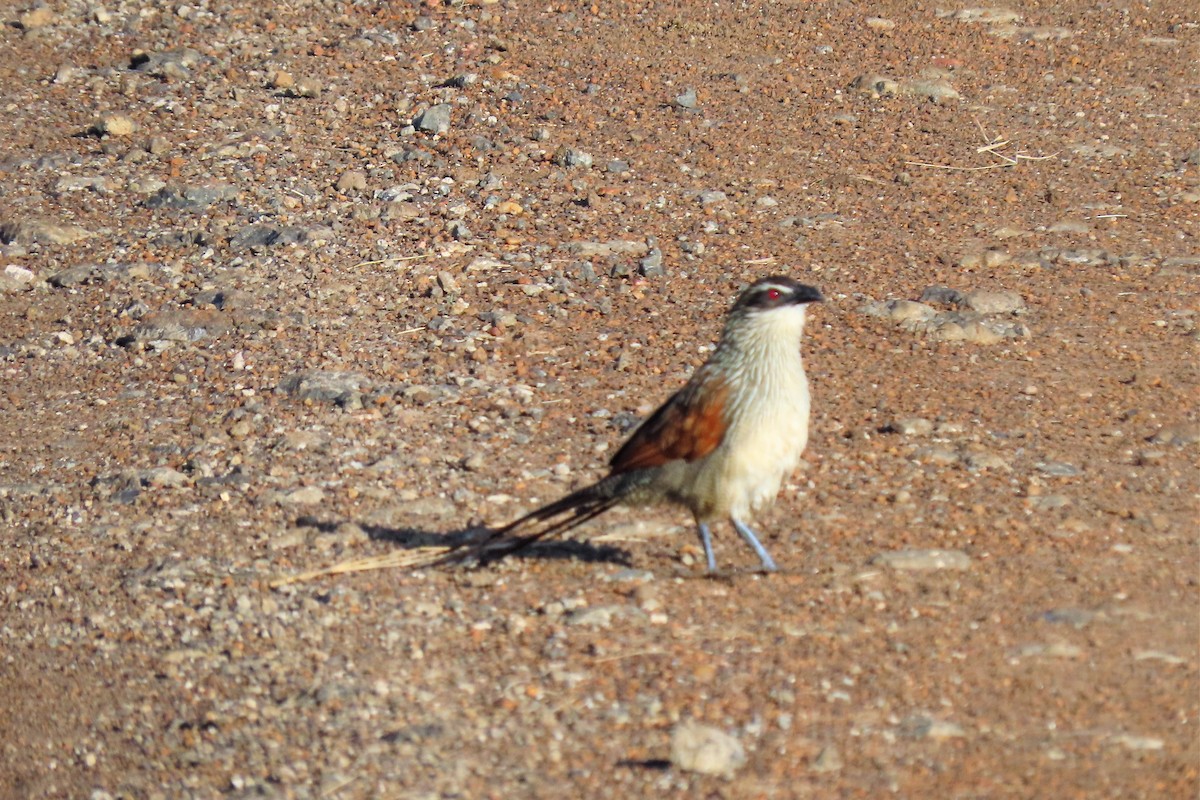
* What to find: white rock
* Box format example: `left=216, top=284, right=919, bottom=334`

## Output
left=670, top=721, right=746, bottom=777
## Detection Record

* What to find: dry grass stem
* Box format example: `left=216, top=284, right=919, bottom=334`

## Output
left=269, top=547, right=452, bottom=588
left=907, top=117, right=1057, bottom=171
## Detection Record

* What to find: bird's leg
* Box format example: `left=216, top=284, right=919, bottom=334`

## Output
left=731, top=518, right=778, bottom=572
left=696, top=521, right=718, bottom=573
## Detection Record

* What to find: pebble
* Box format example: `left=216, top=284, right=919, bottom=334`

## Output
left=552, top=146, right=593, bottom=169
left=900, top=715, right=966, bottom=741
left=912, top=446, right=959, bottom=466
left=54, top=176, right=110, bottom=194
left=673, top=87, right=698, bottom=109
left=0, top=264, right=36, bottom=292
left=1042, top=607, right=1095, bottom=628
left=278, top=371, right=367, bottom=406
left=293, top=78, right=322, bottom=98
left=920, top=286, right=966, bottom=307
left=414, top=104, right=453, bottom=135
left=1035, top=461, right=1081, bottom=477
left=1148, top=422, right=1199, bottom=447
left=861, top=299, right=935, bottom=323
left=964, top=452, right=1009, bottom=471
left=669, top=721, right=746, bottom=777
left=957, top=249, right=1012, bottom=269
left=282, top=486, right=326, bottom=506
left=269, top=70, right=295, bottom=90
left=230, top=223, right=310, bottom=250
left=871, top=549, right=972, bottom=571
left=941, top=8, right=1022, bottom=25
left=1133, top=650, right=1186, bottom=665
left=566, top=240, right=649, bottom=258
left=698, top=190, right=727, bottom=205
left=0, top=217, right=93, bottom=246
left=1048, top=220, right=1090, bottom=234
left=863, top=293, right=1031, bottom=343
left=124, top=310, right=225, bottom=346
left=144, top=184, right=238, bottom=211
left=1111, top=734, right=1164, bottom=752
left=850, top=74, right=900, bottom=97
left=142, top=467, right=189, bottom=488
left=901, top=78, right=960, bottom=102
left=964, top=289, right=1025, bottom=314
left=887, top=417, right=933, bottom=436
left=639, top=247, right=664, bottom=278
left=93, top=113, right=137, bottom=137
left=48, top=264, right=101, bottom=287
left=18, top=6, right=57, bottom=29
left=1013, top=642, right=1084, bottom=659
left=810, top=745, right=843, bottom=772
left=336, top=170, right=368, bottom=193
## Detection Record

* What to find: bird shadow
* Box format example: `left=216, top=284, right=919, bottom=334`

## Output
left=293, top=515, right=633, bottom=567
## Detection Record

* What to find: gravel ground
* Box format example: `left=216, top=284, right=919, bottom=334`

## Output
left=1, top=1, right=1197, bottom=797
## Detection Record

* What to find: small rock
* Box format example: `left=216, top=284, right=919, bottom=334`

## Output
left=810, top=745, right=842, bottom=773
left=964, top=452, right=1009, bottom=471
left=674, top=87, right=698, bottom=109
left=125, top=310, right=225, bottom=346
left=293, top=78, right=322, bottom=98
left=964, top=289, right=1025, bottom=314
left=919, top=286, right=967, bottom=307
left=552, top=146, right=593, bottom=169
left=670, top=721, right=746, bottom=777
left=282, top=486, right=326, bottom=506
left=698, top=190, right=727, bottom=205
left=230, top=223, right=309, bottom=251
left=639, top=247, right=664, bottom=278
left=1035, top=461, right=1081, bottom=477
left=566, top=240, right=649, bottom=258
left=1133, top=650, right=1186, bottom=665
left=0, top=264, right=36, bottom=292
left=413, top=104, right=453, bottom=135
left=48, top=264, right=101, bottom=287
left=93, top=113, right=137, bottom=137
left=887, top=417, right=933, bottom=436
left=269, top=70, right=295, bottom=90
left=850, top=74, right=900, bottom=97
left=900, top=715, right=965, bottom=741
left=0, top=218, right=93, bottom=246
left=865, top=16, right=895, bottom=32
left=1014, top=642, right=1084, bottom=659
left=871, top=549, right=971, bottom=571
left=1048, top=219, right=1090, bottom=234
left=144, top=184, right=238, bottom=211
left=278, top=371, right=367, bottom=406
left=861, top=299, right=936, bottom=323
left=142, top=467, right=188, bottom=488
left=1149, top=422, right=1200, bottom=447
left=1111, top=734, right=1164, bottom=752
left=900, top=79, right=960, bottom=102
left=336, top=170, right=368, bottom=193
left=1042, top=607, right=1095, bottom=628
left=18, top=6, right=57, bottom=29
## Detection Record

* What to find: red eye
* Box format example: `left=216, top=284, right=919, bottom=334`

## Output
left=766, top=288, right=782, bottom=301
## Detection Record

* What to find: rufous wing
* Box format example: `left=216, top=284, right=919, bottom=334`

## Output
left=608, top=369, right=729, bottom=473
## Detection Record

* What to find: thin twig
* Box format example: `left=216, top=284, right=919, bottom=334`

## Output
left=350, top=254, right=431, bottom=269
left=269, top=547, right=452, bottom=588
left=593, top=648, right=668, bottom=663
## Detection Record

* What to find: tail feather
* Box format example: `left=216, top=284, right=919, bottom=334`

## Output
left=428, top=479, right=622, bottom=568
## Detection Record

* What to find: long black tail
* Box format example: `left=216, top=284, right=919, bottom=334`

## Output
left=428, top=475, right=628, bottom=568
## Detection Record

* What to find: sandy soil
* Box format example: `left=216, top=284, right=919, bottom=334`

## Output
left=0, top=0, right=1197, bottom=797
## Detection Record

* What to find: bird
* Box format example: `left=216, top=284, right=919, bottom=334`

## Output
left=431, top=275, right=823, bottom=573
